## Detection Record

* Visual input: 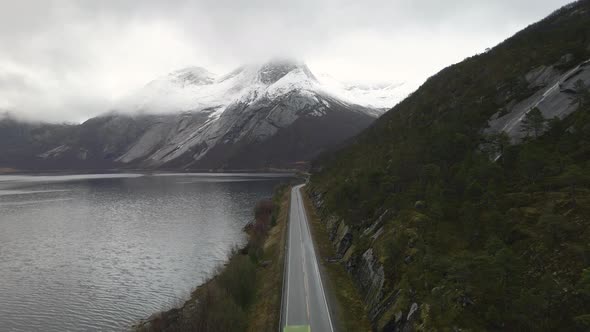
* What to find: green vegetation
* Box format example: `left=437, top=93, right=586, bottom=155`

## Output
left=135, top=185, right=290, bottom=332
left=302, top=193, right=373, bottom=332
left=309, top=1, right=590, bottom=330
left=247, top=186, right=290, bottom=332
left=520, top=108, right=546, bottom=138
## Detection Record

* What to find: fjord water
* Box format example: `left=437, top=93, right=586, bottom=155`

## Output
left=0, top=173, right=288, bottom=331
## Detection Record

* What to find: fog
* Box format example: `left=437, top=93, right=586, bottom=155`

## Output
left=0, top=0, right=572, bottom=122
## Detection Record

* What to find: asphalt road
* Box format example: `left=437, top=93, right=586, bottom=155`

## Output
left=282, top=184, right=334, bottom=332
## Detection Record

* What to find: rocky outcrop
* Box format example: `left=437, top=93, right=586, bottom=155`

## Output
left=487, top=57, right=590, bottom=142
left=309, top=190, right=419, bottom=331
left=355, top=248, right=385, bottom=312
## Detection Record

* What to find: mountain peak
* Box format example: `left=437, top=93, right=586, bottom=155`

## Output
left=256, top=58, right=316, bottom=84
left=168, top=66, right=216, bottom=86
left=123, top=58, right=406, bottom=116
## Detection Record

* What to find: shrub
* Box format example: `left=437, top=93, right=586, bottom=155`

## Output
left=218, top=255, right=257, bottom=308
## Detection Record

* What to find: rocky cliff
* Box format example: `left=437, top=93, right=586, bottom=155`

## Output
left=308, top=190, right=420, bottom=331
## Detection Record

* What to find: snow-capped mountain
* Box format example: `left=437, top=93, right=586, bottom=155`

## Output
left=7, top=60, right=382, bottom=170
left=115, top=60, right=378, bottom=169
left=316, top=73, right=417, bottom=113
left=119, top=59, right=393, bottom=118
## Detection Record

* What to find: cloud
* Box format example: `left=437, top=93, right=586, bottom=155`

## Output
left=0, top=0, right=573, bottom=122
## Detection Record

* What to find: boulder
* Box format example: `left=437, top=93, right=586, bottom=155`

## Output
left=401, top=303, right=420, bottom=332
left=414, top=201, right=426, bottom=210
left=336, top=232, right=353, bottom=259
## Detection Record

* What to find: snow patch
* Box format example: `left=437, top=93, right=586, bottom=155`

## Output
left=316, top=73, right=420, bottom=112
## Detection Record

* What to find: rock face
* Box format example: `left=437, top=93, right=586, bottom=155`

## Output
left=309, top=190, right=418, bottom=332
left=356, top=248, right=385, bottom=312
left=0, top=60, right=380, bottom=170
left=487, top=58, right=590, bottom=142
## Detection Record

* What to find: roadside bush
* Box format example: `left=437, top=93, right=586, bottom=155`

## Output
left=217, top=255, right=257, bottom=308
left=254, top=200, right=274, bottom=233
left=188, top=284, right=248, bottom=332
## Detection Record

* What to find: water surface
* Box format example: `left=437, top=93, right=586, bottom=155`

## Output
left=0, top=173, right=288, bottom=331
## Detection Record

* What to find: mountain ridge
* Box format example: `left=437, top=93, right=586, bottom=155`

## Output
left=0, top=59, right=381, bottom=171
left=307, top=1, right=590, bottom=330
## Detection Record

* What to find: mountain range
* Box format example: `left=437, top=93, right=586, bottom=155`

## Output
left=0, top=60, right=404, bottom=171
left=2, top=0, right=590, bottom=330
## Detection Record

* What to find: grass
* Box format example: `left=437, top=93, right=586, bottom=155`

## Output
left=301, top=189, right=373, bottom=332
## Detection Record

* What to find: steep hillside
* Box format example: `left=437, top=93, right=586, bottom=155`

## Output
left=0, top=60, right=381, bottom=171
left=0, top=113, right=165, bottom=170
left=0, top=117, right=72, bottom=169
left=308, top=1, right=590, bottom=330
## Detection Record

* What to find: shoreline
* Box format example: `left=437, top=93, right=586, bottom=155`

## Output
left=134, top=184, right=292, bottom=331
left=0, top=168, right=302, bottom=176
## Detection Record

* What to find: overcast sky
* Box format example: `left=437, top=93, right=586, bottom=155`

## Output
left=0, top=0, right=572, bottom=122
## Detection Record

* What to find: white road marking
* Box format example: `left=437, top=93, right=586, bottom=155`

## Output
left=296, top=185, right=335, bottom=332
left=283, top=184, right=335, bottom=331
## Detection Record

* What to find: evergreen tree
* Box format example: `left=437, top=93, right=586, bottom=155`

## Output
left=558, top=165, right=586, bottom=204
left=520, top=108, right=546, bottom=138
left=486, top=132, right=511, bottom=159
left=574, top=80, right=590, bottom=111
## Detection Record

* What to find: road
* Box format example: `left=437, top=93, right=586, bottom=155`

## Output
left=282, top=184, right=334, bottom=332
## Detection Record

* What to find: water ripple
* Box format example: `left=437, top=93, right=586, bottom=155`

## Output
left=0, top=173, right=287, bottom=331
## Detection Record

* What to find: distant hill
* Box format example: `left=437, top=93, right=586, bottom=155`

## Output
left=308, top=1, right=590, bottom=330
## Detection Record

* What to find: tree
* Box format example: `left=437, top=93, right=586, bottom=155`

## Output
left=484, top=132, right=512, bottom=161
left=578, top=268, right=590, bottom=294
left=573, top=80, right=590, bottom=110
left=420, top=164, right=441, bottom=185
left=574, top=268, right=590, bottom=329
left=519, top=145, right=546, bottom=184
left=557, top=165, right=585, bottom=204
left=546, top=116, right=564, bottom=137
left=520, top=108, right=546, bottom=138
left=495, top=132, right=511, bottom=156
